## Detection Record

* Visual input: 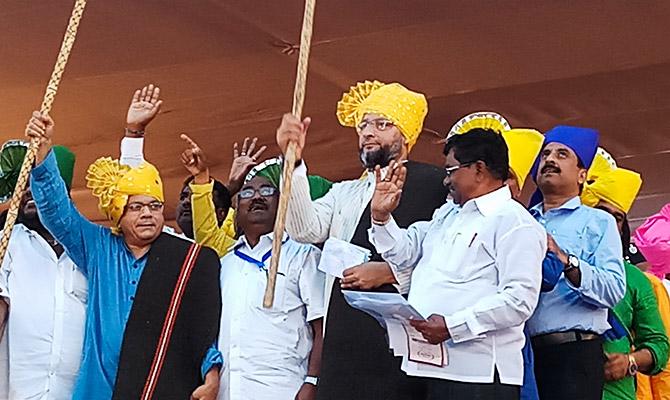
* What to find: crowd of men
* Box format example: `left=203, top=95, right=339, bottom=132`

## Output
left=0, top=80, right=669, bottom=400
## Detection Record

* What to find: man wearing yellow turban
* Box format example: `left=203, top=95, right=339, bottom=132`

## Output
left=275, top=80, right=447, bottom=400
left=25, top=111, right=222, bottom=400
left=580, top=150, right=669, bottom=400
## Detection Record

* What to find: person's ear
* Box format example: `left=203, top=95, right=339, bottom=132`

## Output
left=475, top=160, right=487, bottom=181
left=577, top=168, right=587, bottom=186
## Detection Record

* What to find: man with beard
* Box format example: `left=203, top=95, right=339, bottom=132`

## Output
left=526, top=126, right=626, bottom=400
left=0, top=140, right=86, bottom=400
left=276, top=80, right=448, bottom=400
left=26, top=111, right=222, bottom=400
left=368, top=128, right=545, bottom=399
left=580, top=149, right=669, bottom=400
left=119, top=84, right=234, bottom=239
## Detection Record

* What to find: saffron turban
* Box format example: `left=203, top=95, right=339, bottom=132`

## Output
left=336, top=80, right=427, bottom=151
left=86, top=157, right=164, bottom=232
left=581, top=148, right=642, bottom=214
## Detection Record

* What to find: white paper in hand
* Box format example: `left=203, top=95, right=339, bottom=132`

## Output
left=317, top=237, right=371, bottom=278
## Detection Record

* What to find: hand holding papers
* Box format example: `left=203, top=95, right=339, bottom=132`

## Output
left=317, top=237, right=371, bottom=278
left=343, top=291, right=446, bottom=367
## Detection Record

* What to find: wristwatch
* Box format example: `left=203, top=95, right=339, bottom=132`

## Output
left=304, top=376, right=319, bottom=386
left=627, top=354, right=639, bottom=376
left=563, top=254, right=579, bottom=273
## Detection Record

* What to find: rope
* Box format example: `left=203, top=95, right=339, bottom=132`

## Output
left=264, top=0, right=316, bottom=308
left=0, top=0, right=88, bottom=266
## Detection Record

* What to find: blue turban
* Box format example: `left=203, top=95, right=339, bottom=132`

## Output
left=529, top=125, right=600, bottom=207
left=530, top=125, right=599, bottom=181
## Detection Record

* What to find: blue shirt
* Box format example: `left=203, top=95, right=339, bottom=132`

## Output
left=526, top=197, right=626, bottom=336
left=30, top=151, right=220, bottom=400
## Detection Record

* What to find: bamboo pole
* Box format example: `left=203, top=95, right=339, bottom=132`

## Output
left=0, top=0, right=88, bottom=267
left=263, top=0, right=316, bottom=308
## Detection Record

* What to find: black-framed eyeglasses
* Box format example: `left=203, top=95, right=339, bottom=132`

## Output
left=238, top=186, right=278, bottom=199
left=126, top=201, right=164, bottom=213
left=444, top=162, right=473, bottom=177
left=356, top=118, right=395, bottom=133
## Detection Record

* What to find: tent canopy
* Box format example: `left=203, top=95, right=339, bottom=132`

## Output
left=1, top=0, right=668, bottom=228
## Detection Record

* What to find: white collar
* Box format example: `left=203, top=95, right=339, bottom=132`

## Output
left=234, top=231, right=289, bottom=251
left=461, top=185, right=512, bottom=217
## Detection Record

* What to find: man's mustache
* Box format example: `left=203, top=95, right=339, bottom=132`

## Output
left=541, top=164, right=561, bottom=174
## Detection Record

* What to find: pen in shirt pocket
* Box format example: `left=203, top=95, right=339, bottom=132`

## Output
left=468, top=233, right=478, bottom=248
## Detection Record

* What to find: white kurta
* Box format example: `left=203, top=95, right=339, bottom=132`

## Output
left=370, top=186, right=546, bottom=385
left=217, top=233, right=325, bottom=400
left=0, top=224, right=87, bottom=400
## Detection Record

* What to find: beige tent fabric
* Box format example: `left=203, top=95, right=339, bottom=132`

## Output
left=1, top=1, right=668, bottom=229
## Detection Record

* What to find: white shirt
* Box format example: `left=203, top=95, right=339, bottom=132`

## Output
left=369, top=186, right=545, bottom=385
left=285, top=162, right=413, bottom=317
left=0, top=224, right=87, bottom=400
left=217, top=233, right=325, bottom=400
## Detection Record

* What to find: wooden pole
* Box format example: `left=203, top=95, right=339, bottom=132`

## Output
left=263, top=0, right=316, bottom=308
left=0, top=0, right=88, bottom=268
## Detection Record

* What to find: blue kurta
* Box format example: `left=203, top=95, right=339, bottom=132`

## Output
left=30, top=150, right=220, bottom=400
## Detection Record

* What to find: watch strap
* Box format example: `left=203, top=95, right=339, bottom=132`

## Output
left=304, top=376, right=318, bottom=386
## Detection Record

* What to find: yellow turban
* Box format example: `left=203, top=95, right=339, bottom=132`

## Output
left=336, top=80, right=428, bottom=151
left=501, top=129, right=545, bottom=189
left=86, top=157, right=164, bottom=233
left=581, top=149, right=642, bottom=214
left=448, top=111, right=543, bottom=189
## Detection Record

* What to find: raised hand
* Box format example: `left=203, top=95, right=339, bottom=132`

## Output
left=227, top=137, right=267, bottom=194
left=25, top=111, right=55, bottom=163
left=126, top=84, right=163, bottom=134
left=180, top=134, right=209, bottom=183
left=370, top=161, right=406, bottom=223
left=276, top=113, right=310, bottom=161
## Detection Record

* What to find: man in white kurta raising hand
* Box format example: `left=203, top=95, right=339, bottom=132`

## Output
left=368, top=128, right=546, bottom=400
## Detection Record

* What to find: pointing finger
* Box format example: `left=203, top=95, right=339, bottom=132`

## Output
left=180, top=133, right=199, bottom=149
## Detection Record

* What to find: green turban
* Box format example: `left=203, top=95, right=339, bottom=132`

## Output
left=0, top=140, right=76, bottom=201
left=244, top=157, right=332, bottom=201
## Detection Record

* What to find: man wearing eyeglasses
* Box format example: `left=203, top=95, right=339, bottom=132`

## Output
left=276, top=81, right=448, bottom=400
left=25, top=112, right=223, bottom=400
left=180, top=136, right=327, bottom=400
left=368, top=128, right=545, bottom=399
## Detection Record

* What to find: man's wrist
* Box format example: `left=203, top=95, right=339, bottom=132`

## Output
left=371, top=213, right=391, bottom=225
left=304, top=376, right=318, bottom=386
left=125, top=124, right=145, bottom=137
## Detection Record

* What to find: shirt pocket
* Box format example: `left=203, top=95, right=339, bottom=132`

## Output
left=430, top=225, right=494, bottom=283
left=65, top=266, right=88, bottom=304
left=253, top=268, right=292, bottom=316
